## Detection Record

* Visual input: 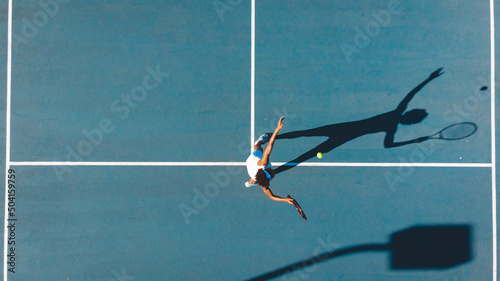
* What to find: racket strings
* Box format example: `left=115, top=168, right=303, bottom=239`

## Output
left=439, top=123, right=477, bottom=140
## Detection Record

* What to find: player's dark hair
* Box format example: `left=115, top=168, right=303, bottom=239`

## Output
left=256, top=169, right=270, bottom=188
left=401, top=109, right=428, bottom=125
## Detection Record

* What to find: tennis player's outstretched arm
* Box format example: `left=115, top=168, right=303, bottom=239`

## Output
left=262, top=186, right=294, bottom=204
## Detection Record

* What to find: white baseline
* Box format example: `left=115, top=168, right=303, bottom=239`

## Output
left=9, top=161, right=492, bottom=168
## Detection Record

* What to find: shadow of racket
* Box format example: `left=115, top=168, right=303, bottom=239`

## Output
left=421, top=122, right=478, bottom=141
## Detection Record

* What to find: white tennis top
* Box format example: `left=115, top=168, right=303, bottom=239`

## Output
left=246, top=150, right=272, bottom=181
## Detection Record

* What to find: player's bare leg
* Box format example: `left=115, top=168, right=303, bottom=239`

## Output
left=253, top=133, right=269, bottom=152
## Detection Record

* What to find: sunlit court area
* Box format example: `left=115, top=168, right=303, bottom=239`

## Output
left=0, top=0, right=498, bottom=280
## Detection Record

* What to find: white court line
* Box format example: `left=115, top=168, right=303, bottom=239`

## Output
left=11, top=162, right=247, bottom=167
left=9, top=161, right=492, bottom=168
left=4, top=0, right=13, bottom=280
left=272, top=162, right=492, bottom=168
left=250, top=0, right=255, bottom=152
left=490, top=0, right=497, bottom=280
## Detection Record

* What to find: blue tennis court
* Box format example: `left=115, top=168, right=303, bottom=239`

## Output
left=0, top=0, right=498, bottom=280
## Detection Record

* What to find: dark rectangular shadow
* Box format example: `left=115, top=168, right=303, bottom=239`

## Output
left=391, top=225, right=472, bottom=269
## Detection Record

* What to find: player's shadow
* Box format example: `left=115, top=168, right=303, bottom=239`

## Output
left=244, top=224, right=472, bottom=281
left=275, top=67, right=446, bottom=174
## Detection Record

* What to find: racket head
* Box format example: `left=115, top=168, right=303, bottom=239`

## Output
left=431, top=122, right=478, bottom=140
left=288, top=195, right=307, bottom=221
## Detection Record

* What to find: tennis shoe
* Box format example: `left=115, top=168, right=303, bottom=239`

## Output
left=255, top=133, right=270, bottom=145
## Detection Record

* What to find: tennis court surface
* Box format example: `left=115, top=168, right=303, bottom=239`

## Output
left=0, top=0, right=498, bottom=280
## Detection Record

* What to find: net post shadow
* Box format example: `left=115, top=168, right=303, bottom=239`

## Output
left=244, top=224, right=472, bottom=281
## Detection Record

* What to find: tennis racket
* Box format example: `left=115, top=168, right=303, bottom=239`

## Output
left=288, top=195, right=307, bottom=221
left=424, top=122, right=477, bottom=141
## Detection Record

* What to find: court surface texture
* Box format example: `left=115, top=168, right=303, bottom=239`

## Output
left=0, top=1, right=499, bottom=280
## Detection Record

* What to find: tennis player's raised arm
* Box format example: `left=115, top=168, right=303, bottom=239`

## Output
left=259, top=116, right=284, bottom=166
left=395, top=68, right=444, bottom=113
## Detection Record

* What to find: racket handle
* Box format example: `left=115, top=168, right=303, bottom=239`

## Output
left=416, top=136, right=429, bottom=142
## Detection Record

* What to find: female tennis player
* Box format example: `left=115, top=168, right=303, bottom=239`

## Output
left=245, top=116, right=294, bottom=205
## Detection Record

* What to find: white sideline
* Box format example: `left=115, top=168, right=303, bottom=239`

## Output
left=490, top=0, right=497, bottom=280
left=4, top=0, right=13, bottom=280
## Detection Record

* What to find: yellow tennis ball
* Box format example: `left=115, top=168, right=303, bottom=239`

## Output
left=317, top=152, right=323, bottom=158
